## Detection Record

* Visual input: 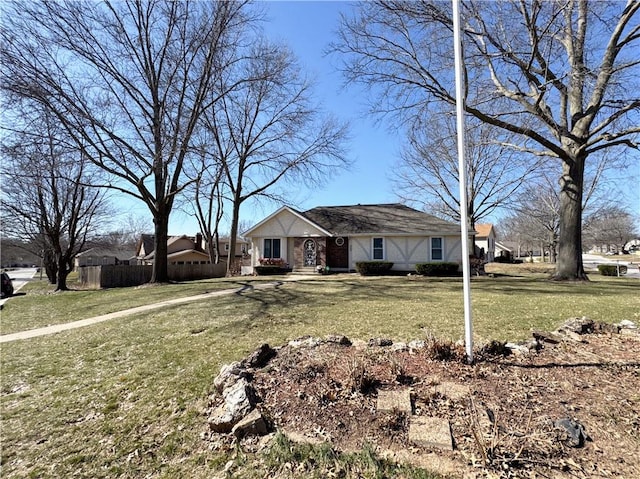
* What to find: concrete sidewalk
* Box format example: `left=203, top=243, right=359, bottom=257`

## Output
left=0, top=281, right=285, bottom=344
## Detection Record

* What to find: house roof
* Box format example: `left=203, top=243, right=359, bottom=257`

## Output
left=474, top=223, right=494, bottom=238
left=299, top=204, right=461, bottom=236
left=75, top=247, right=136, bottom=260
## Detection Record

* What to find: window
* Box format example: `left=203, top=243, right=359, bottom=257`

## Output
left=263, top=238, right=281, bottom=259
left=372, top=237, right=384, bottom=260
left=431, top=237, right=443, bottom=261
left=224, top=243, right=230, bottom=251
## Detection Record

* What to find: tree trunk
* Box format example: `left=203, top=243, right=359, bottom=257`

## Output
left=151, top=210, right=170, bottom=283
left=226, top=196, right=241, bottom=277
left=553, top=157, right=588, bottom=280
left=55, top=256, right=69, bottom=291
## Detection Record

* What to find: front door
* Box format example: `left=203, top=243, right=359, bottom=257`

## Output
left=303, top=239, right=316, bottom=267
left=326, top=236, right=349, bottom=269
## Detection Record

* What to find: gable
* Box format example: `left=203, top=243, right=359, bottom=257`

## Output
left=245, top=207, right=329, bottom=238
left=475, top=224, right=495, bottom=239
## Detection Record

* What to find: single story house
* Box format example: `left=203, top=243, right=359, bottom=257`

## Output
left=474, top=223, right=496, bottom=262
left=74, top=247, right=136, bottom=270
left=242, top=203, right=468, bottom=273
left=135, top=233, right=210, bottom=265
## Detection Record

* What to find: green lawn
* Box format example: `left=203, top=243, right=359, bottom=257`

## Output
left=1, top=272, right=637, bottom=478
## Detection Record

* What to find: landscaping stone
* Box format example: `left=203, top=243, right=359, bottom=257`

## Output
left=232, top=408, right=268, bottom=438
left=376, top=389, right=412, bottom=413
left=409, top=416, right=453, bottom=451
left=288, top=336, right=322, bottom=348
left=557, top=317, right=595, bottom=335
left=505, top=342, right=530, bottom=355
left=213, top=362, right=248, bottom=393
left=391, top=342, right=408, bottom=352
left=325, top=334, right=352, bottom=346
left=208, top=378, right=256, bottom=433
left=617, top=319, right=637, bottom=329
left=368, top=337, right=393, bottom=347
left=532, top=330, right=562, bottom=345
left=407, top=339, right=425, bottom=352
left=433, top=381, right=470, bottom=401
left=555, top=417, right=590, bottom=448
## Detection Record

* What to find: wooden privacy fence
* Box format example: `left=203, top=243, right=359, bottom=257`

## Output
left=79, top=263, right=227, bottom=289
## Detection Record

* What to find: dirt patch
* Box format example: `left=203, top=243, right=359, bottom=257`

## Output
left=209, top=326, right=640, bottom=478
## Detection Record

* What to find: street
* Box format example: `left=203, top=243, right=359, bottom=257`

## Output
left=582, top=254, right=640, bottom=278
left=0, top=267, right=38, bottom=307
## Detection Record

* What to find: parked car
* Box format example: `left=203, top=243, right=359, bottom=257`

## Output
left=1, top=272, right=14, bottom=298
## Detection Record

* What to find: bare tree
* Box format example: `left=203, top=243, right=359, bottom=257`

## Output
left=1, top=0, right=253, bottom=283
left=583, top=206, right=637, bottom=254
left=200, top=40, right=349, bottom=275
left=1, top=114, right=108, bottom=291
left=333, top=0, right=640, bottom=280
left=394, top=113, right=539, bottom=227
left=503, top=175, right=561, bottom=263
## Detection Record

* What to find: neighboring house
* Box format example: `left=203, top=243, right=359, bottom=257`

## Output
left=213, top=237, right=250, bottom=260
left=474, top=223, right=496, bottom=262
left=494, top=241, right=513, bottom=260
left=135, top=233, right=211, bottom=265
left=243, top=203, right=467, bottom=273
left=74, top=247, right=135, bottom=270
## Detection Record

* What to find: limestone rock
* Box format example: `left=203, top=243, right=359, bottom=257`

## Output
left=288, top=336, right=322, bottom=348
left=232, top=408, right=268, bottom=438
left=557, top=317, right=595, bottom=335
left=213, top=362, right=249, bottom=393
left=208, top=378, right=256, bottom=433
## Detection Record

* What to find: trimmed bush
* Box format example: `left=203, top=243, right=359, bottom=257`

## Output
left=355, top=261, right=394, bottom=276
left=254, top=266, right=290, bottom=276
left=598, top=264, right=627, bottom=276
left=415, top=262, right=460, bottom=277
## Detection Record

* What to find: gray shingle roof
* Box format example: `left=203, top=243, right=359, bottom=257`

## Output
left=300, top=204, right=460, bottom=236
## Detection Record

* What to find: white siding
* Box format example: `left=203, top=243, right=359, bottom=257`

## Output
left=350, top=235, right=463, bottom=271
left=248, top=209, right=325, bottom=267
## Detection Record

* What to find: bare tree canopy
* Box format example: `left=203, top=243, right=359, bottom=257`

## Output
left=333, top=0, right=640, bottom=280
left=1, top=112, right=108, bottom=290
left=1, top=0, right=253, bottom=282
left=394, top=113, right=538, bottom=227
left=195, top=39, right=349, bottom=274
left=583, top=206, right=638, bottom=253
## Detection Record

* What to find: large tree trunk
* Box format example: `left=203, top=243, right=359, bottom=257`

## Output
left=553, top=157, right=588, bottom=281
left=55, top=256, right=69, bottom=291
left=151, top=210, right=170, bottom=283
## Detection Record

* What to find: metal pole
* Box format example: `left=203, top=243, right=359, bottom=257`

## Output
left=452, top=0, right=474, bottom=363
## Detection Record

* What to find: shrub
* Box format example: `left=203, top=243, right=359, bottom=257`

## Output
left=255, top=266, right=289, bottom=276
left=355, top=261, right=394, bottom=276
left=598, top=264, right=627, bottom=276
left=493, top=255, right=512, bottom=263
left=415, top=262, right=460, bottom=276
